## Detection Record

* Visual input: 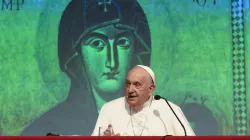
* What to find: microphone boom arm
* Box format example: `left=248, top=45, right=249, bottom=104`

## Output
left=162, top=98, right=187, bottom=136
left=154, top=95, right=187, bottom=137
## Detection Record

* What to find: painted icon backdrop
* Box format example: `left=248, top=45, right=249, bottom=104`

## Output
left=0, top=0, right=249, bottom=136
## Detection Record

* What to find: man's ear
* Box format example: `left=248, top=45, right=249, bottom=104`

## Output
left=149, top=84, right=156, bottom=95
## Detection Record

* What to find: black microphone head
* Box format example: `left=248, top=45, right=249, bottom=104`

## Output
left=154, top=95, right=161, bottom=100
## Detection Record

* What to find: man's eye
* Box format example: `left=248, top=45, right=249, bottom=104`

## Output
left=117, top=37, right=131, bottom=49
left=126, top=83, right=131, bottom=88
left=134, top=83, right=141, bottom=88
left=89, top=39, right=106, bottom=50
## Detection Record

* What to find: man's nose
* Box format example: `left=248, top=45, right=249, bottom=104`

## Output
left=128, top=85, right=135, bottom=93
left=105, top=39, right=118, bottom=70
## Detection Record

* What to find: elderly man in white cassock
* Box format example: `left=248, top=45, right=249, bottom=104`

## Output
left=91, top=65, right=195, bottom=136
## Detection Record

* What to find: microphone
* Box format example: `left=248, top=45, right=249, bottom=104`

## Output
left=153, top=110, right=169, bottom=135
left=46, top=132, right=60, bottom=136
left=154, top=95, right=187, bottom=136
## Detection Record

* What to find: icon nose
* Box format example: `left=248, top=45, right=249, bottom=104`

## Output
left=105, top=39, right=118, bottom=70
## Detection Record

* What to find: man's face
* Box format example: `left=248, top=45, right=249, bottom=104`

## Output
left=81, top=25, right=134, bottom=95
left=125, top=67, right=155, bottom=109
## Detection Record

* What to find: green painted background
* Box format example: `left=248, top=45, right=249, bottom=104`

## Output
left=0, top=0, right=249, bottom=136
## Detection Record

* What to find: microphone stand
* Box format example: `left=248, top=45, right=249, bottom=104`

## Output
left=46, top=132, right=60, bottom=136
left=154, top=95, right=187, bottom=140
left=162, top=97, right=187, bottom=136
left=162, top=135, right=173, bottom=140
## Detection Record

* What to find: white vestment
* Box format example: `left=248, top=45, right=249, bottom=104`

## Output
left=91, top=96, right=196, bottom=136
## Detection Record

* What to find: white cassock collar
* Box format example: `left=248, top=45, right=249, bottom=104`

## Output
left=123, top=96, right=153, bottom=136
left=130, top=96, right=153, bottom=113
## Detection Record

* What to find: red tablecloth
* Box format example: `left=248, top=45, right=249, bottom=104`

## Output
left=0, top=136, right=249, bottom=140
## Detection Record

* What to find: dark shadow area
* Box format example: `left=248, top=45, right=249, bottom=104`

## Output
left=181, top=103, right=220, bottom=135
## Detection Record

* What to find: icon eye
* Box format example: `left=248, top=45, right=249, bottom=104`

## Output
left=117, top=37, right=131, bottom=49
left=89, top=38, right=107, bottom=51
